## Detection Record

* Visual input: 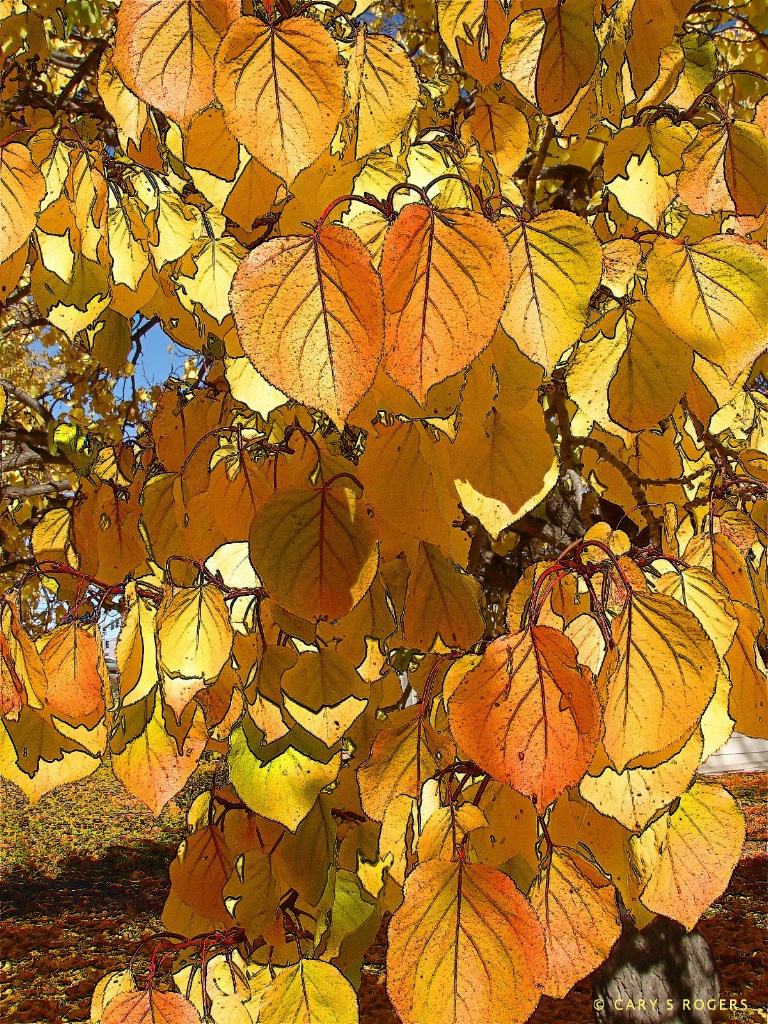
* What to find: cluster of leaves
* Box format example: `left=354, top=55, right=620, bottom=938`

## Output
left=2, top=0, right=768, bottom=1022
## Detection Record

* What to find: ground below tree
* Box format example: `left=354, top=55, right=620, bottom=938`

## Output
left=1, top=764, right=765, bottom=1024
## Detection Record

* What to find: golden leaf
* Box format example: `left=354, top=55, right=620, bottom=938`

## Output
left=449, top=626, right=601, bottom=809
left=646, top=235, right=768, bottom=382
left=600, top=590, right=719, bottom=771
left=348, top=30, right=420, bottom=160
left=387, top=861, right=546, bottom=1024
left=402, top=542, right=485, bottom=651
left=380, top=205, right=511, bottom=404
left=114, top=0, right=239, bottom=127
left=156, top=583, right=234, bottom=681
left=630, top=781, right=746, bottom=930
left=0, top=143, right=45, bottom=264
left=259, top=960, right=358, bottom=1024
left=215, top=17, right=345, bottom=184
left=500, top=210, right=602, bottom=372
left=249, top=484, right=378, bottom=622
left=529, top=848, right=621, bottom=998
left=230, top=225, right=384, bottom=427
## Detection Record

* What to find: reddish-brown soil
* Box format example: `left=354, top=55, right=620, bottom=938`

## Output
left=0, top=766, right=765, bottom=1024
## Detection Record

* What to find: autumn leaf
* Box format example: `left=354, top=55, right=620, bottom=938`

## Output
left=259, top=960, right=358, bottom=1024
left=449, top=626, right=601, bottom=808
left=102, top=989, right=201, bottom=1024
left=215, top=17, right=345, bottom=183
left=156, top=583, right=234, bottom=682
left=280, top=648, right=368, bottom=747
left=0, top=142, right=45, bottom=264
left=379, top=204, right=511, bottom=403
left=230, top=224, right=384, bottom=427
left=357, top=705, right=448, bottom=822
left=536, top=0, right=598, bottom=115
left=402, top=542, right=485, bottom=651
left=580, top=730, right=704, bottom=832
left=499, top=210, right=602, bottom=372
left=37, top=622, right=109, bottom=728
left=168, top=824, right=235, bottom=922
left=607, top=298, right=693, bottom=431
left=468, top=97, right=529, bottom=178
left=228, top=723, right=341, bottom=831
left=630, top=781, right=746, bottom=930
left=646, top=235, right=768, bottom=382
left=529, top=848, right=621, bottom=998
left=111, top=690, right=208, bottom=815
left=387, top=861, right=547, bottom=1024
left=348, top=30, right=420, bottom=160
left=249, top=483, right=378, bottom=622
left=600, top=590, right=719, bottom=771
left=113, top=0, right=239, bottom=128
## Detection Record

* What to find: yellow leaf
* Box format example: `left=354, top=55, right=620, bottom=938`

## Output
left=467, top=97, right=529, bottom=178
left=600, top=590, right=719, bottom=771
left=259, top=960, right=358, bottom=1024
left=177, top=234, right=244, bottom=323
left=98, top=55, right=147, bottom=148
left=607, top=298, right=692, bottom=431
left=630, top=781, right=745, bottom=930
left=114, top=0, right=239, bottom=128
left=654, top=567, right=738, bottom=658
left=580, top=729, right=704, bottom=832
left=230, top=225, right=384, bottom=427
left=357, top=706, right=447, bottom=822
left=500, top=11, right=545, bottom=108
left=387, top=861, right=546, bottom=1024
left=348, top=30, right=420, bottom=160
left=380, top=205, right=511, bottom=404
left=156, top=583, right=234, bottom=681
left=249, top=484, right=378, bottom=622
left=529, top=848, right=621, bottom=998
left=228, top=724, right=341, bottom=831
left=535, top=0, right=598, bottom=115
left=215, top=17, right=345, bottom=184
left=646, top=235, right=768, bottom=382
left=0, top=142, right=45, bottom=264
left=500, top=211, right=602, bottom=372
left=417, top=803, right=488, bottom=861
left=111, top=690, right=207, bottom=815
left=280, top=648, right=368, bottom=746
left=452, top=337, right=559, bottom=537
left=0, top=712, right=100, bottom=805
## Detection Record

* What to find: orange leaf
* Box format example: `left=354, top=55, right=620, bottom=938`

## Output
left=449, top=626, right=601, bottom=808
left=38, top=623, right=108, bottom=728
left=102, top=989, right=201, bottom=1023
left=386, top=860, right=546, bottom=1024
left=0, top=143, right=45, bottom=264
left=113, top=0, right=239, bottom=128
left=215, top=17, right=344, bottom=184
left=529, top=848, right=621, bottom=998
left=230, top=225, right=384, bottom=427
left=379, top=204, right=511, bottom=403
left=402, top=542, right=485, bottom=651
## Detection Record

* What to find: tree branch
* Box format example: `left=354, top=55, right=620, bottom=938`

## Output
left=525, top=120, right=555, bottom=215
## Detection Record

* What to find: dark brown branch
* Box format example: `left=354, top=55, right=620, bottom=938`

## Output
left=525, top=120, right=555, bottom=214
